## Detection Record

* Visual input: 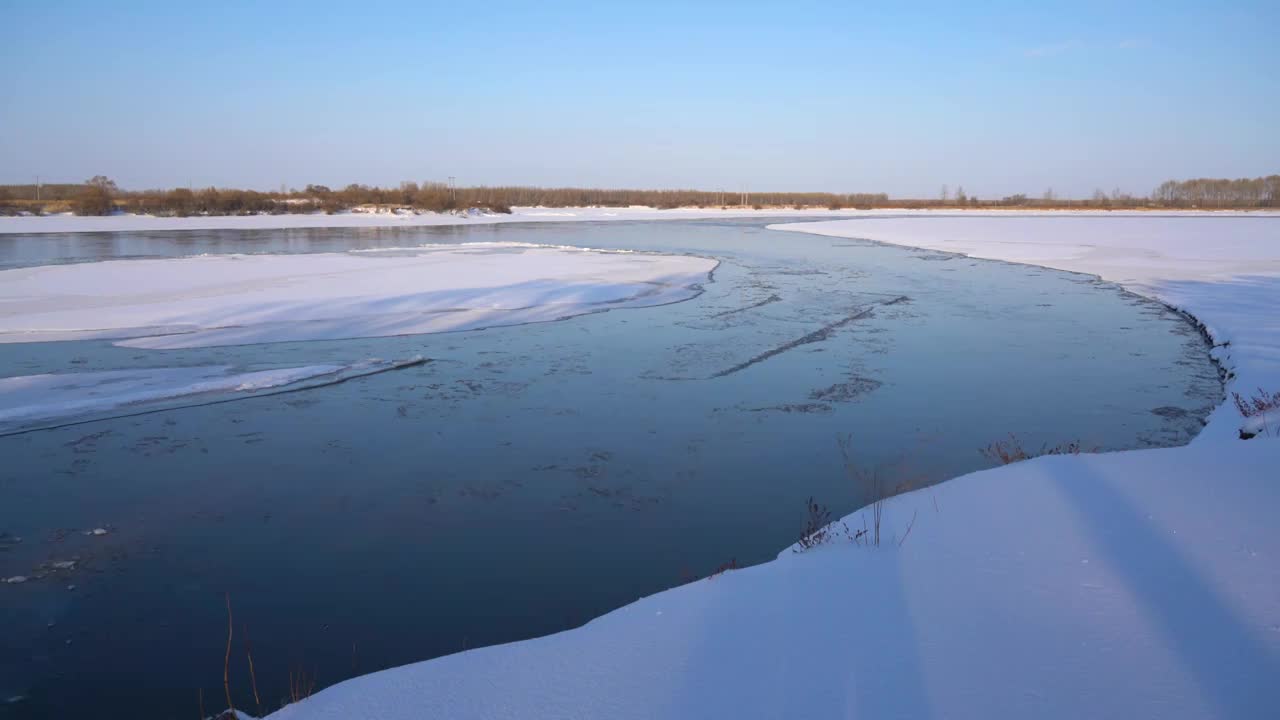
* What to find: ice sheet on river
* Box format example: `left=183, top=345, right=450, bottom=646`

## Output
left=0, top=358, right=423, bottom=434
left=0, top=243, right=716, bottom=349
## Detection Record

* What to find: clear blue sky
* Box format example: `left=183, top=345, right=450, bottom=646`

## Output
left=3, top=1, right=1277, bottom=198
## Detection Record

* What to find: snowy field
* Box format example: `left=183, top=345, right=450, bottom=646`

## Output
left=240, top=212, right=1280, bottom=720
left=0, top=243, right=714, bottom=430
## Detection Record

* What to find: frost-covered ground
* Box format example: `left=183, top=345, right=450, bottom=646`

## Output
left=258, top=213, right=1280, bottom=720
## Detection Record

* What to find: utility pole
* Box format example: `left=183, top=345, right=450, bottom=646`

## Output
left=35, top=175, right=40, bottom=202
left=448, top=176, right=456, bottom=202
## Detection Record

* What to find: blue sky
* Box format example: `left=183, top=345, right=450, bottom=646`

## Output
left=2, top=0, right=1277, bottom=197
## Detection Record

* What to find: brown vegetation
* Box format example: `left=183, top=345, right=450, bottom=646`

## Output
left=1154, top=176, right=1280, bottom=209
left=1233, top=388, right=1279, bottom=438
left=1232, top=388, right=1280, bottom=419
left=980, top=435, right=1084, bottom=465
left=3, top=174, right=1276, bottom=217
left=204, top=593, right=314, bottom=718
left=706, top=558, right=740, bottom=579
left=74, top=176, right=118, bottom=216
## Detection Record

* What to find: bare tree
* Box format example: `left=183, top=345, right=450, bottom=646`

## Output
left=86, top=176, right=118, bottom=192
left=75, top=178, right=115, bottom=216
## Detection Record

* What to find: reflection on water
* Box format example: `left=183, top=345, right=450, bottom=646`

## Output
left=0, top=219, right=1222, bottom=719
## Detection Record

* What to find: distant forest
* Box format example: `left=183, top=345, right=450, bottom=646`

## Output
left=1, top=175, right=1277, bottom=217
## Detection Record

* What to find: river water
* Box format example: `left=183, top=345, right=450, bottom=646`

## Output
left=0, top=218, right=1222, bottom=718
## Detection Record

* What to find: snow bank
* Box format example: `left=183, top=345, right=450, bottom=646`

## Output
left=265, top=213, right=1280, bottom=720
left=0, top=206, right=838, bottom=234
left=1, top=206, right=1274, bottom=235
left=0, top=358, right=423, bottom=434
left=0, top=243, right=716, bottom=349
left=270, top=443, right=1279, bottom=720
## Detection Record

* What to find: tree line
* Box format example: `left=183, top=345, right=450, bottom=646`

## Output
left=0, top=175, right=1276, bottom=217
left=1152, top=176, right=1280, bottom=208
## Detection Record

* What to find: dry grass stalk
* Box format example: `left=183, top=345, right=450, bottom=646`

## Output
left=898, top=510, right=918, bottom=547
left=289, top=665, right=316, bottom=704
left=1234, top=388, right=1279, bottom=437
left=1233, top=387, right=1280, bottom=418
left=981, top=434, right=1083, bottom=465
left=706, top=558, right=740, bottom=579
left=244, top=623, right=262, bottom=717
left=837, top=434, right=924, bottom=548
left=223, top=593, right=235, bottom=717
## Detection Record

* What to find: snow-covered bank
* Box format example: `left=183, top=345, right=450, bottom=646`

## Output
left=0, top=243, right=716, bottom=349
left=270, top=443, right=1279, bottom=720
left=2, top=206, right=1276, bottom=235
left=265, top=214, right=1279, bottom=720
left=0, top=206, right=846, bottom=234
left=0, top=358, right=424, bottom=435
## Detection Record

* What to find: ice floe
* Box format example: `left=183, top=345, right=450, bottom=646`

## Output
left=0, top=243, right=716, bottom=349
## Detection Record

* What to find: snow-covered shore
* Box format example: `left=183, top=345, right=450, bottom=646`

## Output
left=1, top=205, right=1277, bottom=235
left=261, top=213, right=1280, bottom=720
left=0, top=206, right=834, bottom=234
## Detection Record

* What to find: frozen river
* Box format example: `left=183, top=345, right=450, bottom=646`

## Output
left=0, top=218, right=1222, bottom=718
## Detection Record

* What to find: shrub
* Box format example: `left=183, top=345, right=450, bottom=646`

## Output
left=794, top=495, right=875, bottom=552
left=165, top=188, right=194, bottom=216
left=796, top=496, right=835, bottom=550
left=1232, top=388, right=1280, bottom=418
left=1234, top=388, right=1280, bottom=438
left=74, top=185, right=114, bottom=216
